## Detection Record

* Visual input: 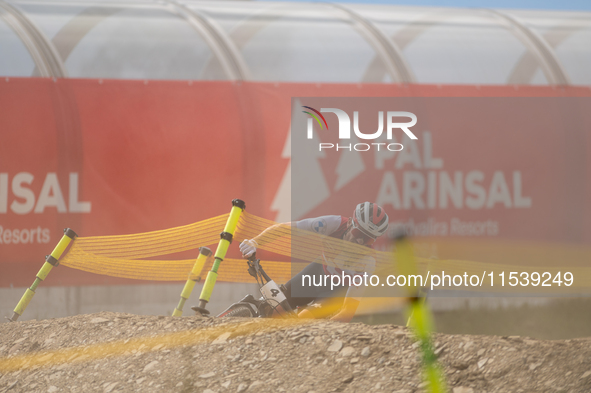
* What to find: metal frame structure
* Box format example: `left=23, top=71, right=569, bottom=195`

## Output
left=331, top=3, right=415, bottom=83
left=487, top=9, right=570, bottom=85
left=166, top=0, right=249, bottom=81
left=0, top=0, right=589, bottom=85
left=0, top=0, right=66, bottom=77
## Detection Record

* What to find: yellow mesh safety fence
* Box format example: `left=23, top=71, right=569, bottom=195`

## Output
left=59, top=212, right=591, bottom=292
left=60, top=212, right=393, bottom=282
left=66, top=214, right=227, bottom=259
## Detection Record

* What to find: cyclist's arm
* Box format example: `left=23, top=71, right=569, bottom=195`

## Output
left=240, top=222, right=295, bottom=257
left=295, top=216, right=345, bottom=235
left=250, top=222, right=294, bottom=246
left=250, top=215, right=343, bottom=246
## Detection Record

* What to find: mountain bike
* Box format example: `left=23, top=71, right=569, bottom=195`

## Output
left=208, top=254, right=296, bottom=318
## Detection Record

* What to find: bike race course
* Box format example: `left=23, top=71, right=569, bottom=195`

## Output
left=1, top=311, right=591, bottom=393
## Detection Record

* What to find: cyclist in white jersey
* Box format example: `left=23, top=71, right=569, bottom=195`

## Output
left=239, top=202, right=389, bottom=322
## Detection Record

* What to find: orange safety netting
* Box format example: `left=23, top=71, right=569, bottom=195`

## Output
left=59, top=212, right=591, bottom=292
left=59, top=212, right=397, bottom=283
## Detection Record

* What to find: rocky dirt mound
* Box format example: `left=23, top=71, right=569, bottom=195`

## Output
left=1, top=312, right=591, bottom=393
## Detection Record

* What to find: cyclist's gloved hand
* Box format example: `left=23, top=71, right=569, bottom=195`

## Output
left=239, top=239, right=258, bottom=258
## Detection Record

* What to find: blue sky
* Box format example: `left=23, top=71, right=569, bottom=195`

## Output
left=261, top=0, right=591, bottom=11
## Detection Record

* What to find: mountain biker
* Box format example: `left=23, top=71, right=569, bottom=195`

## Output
left=239, top=202, right=389, bottom=322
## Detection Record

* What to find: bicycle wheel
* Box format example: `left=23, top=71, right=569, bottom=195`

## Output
left=217, top=304, right=255, bottom=318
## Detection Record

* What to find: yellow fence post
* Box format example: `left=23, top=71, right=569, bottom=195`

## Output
left=192, top=199, right=245, bottom=315
left=395, top=233, right=448, bottom=393
left=8, top=228, right=77, bottom=322
left=172, top=247, right=212, bottom=317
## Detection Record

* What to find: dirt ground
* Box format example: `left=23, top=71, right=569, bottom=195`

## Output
left=1, top=312, right=590, bottom=393
left=356, top=298, right=591, bottom=340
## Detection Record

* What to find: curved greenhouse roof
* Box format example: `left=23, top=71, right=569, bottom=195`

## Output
left=0, top=0, right=590, bottom=85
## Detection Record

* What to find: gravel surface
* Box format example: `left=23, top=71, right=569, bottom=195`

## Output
left=1, top=312, right=590, bottom=393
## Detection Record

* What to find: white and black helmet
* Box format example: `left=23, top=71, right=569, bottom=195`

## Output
left=353, top=202, right=389, bottom=239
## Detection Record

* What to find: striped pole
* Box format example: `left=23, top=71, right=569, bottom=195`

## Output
left=8, top=228, right=77, bottom=322
left=192, top=199, right=245, bottom=315
left=172, top=247, right=212, bottom=317
left=394, top=234, right=447, bottom=393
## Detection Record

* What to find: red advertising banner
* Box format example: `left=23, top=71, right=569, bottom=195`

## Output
left=1, top=78, right=590, bottom=287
